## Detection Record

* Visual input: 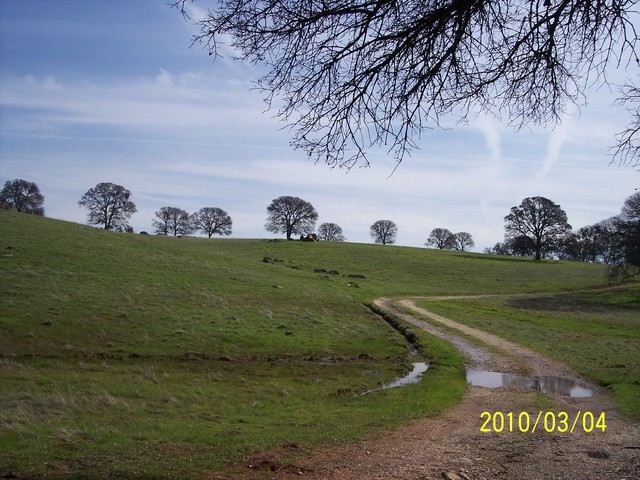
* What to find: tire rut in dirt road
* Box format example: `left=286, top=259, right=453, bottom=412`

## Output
left=380, top=297, right=581, bottom=378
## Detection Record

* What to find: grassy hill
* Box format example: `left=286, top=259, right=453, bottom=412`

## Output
left=0, top=210, right=635, bottom=478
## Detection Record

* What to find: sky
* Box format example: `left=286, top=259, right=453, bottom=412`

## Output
left=1, top=1, right=638, bottom=251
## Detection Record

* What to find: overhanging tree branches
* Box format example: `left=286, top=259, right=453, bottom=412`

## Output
left=176, top=0, right=640, bottom=169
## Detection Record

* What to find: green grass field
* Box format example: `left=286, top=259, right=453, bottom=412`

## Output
left=0, top=210, right=636, bottom=478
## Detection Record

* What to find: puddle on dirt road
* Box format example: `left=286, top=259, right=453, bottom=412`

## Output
left=466, top=369, right=593, bottom=397
left=360, top=364, right=593, bottom=397
left=362, top=362, right=429, bottom=395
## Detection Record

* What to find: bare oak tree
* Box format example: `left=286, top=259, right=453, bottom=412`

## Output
left=265, top=196, right=318, bottom=240
left=191, top=207, right=233, bottom=237
left=559, top=220, right=618, bottom=263
left=0, top=179, right=45, bottom=215
left=153, top=206, right=193, bottom=236
left=504, top=196, right=572, bottom=260
left=176, top=0, right=640, bottom=169
left=370, top=219, right=398, bottom=245
left=613, top=84, right=640, bottom=168
left=318, top=222, right=346, bottom=242
left=426, top=228, right=455, bottom=250
left=453, top=232, right=475, bottom=251
left=78, top=182, right=136, bottom=230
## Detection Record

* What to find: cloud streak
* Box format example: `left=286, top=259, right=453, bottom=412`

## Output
left=2, top=71, right=266, bottom=133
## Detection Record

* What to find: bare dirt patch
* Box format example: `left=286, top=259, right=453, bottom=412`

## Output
left=226, top=297, right=640, bottom=479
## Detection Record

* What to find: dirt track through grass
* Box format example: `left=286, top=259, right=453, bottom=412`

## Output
left=262, top=295, right=640, bottom=480
left=384, top=296, right=583, bottom=378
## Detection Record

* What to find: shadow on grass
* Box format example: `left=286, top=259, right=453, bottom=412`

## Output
left=506, top=285, right=640, bottom=313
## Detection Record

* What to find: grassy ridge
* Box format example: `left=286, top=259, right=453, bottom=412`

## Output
left=0, top=210, right=621, bottom=478
left=0, top=214, right=401, bottom=359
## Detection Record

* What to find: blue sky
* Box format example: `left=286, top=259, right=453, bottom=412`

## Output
left=1, top=1, right=638, bottom=250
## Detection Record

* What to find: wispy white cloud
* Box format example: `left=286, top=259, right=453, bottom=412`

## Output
left=473, top=114, right=502, bottom=171
left=1, top=70, right=266, bottom=134
left=535, top=106, right=578, bottom=181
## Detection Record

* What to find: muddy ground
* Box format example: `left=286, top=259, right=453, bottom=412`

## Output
left=219, top=297, right=640, bottom=480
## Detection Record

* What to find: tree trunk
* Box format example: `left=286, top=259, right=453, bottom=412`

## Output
left=535, top=245, right=542, bottom=261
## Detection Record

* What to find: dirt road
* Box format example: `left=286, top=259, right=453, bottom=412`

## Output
left=230, top=297, right=640, bottom=479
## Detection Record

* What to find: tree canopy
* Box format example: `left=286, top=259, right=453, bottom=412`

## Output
left=504, top=196, right=571, bottom=260
left=611, top=191, right=640, bottom=278
left=370, top=220, right=398, bottom=245
left=0, top=179, right=45, bottom=215
left=425, top=228, right=475, bottom=251
left=452, top=232, right=475, bottom=252
left=192, top=207, right=233, bottom=238
left=318, top=222, right=346, bottom=242
left=265, top=196, right=318, bottom=239
left=426, top=228, right=455, bottom=250
left=177, top=0, right=640, bottom=169
left=153, top=206, right=193, bottom=236
left=78, top=182, right=136, bottom=231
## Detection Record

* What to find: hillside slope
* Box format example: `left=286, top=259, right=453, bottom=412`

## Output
left=0, top=211, right=617, bottom=478
left=0, top=210, right=610, bottom=359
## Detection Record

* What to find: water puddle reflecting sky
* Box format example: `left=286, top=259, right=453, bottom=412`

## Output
left=466, top=369, right=593, bottom=397
left=362, top=362, right=429, bottom=395
left=361, top=363, right=593, bottom=398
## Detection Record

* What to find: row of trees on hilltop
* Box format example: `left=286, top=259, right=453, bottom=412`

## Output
left=4, top=179, right=638, bottom=277
left=265, top=195, right=397, bottom=244
left=76, top=183, right=233, bottom=237
left=152, top=206, right=232, bottom=237
left=0, top=181, right=383, bottom=244
left=0, top=180, right=393, bottom=246
left=425, top=229, right=475, bottom=252
left=485, top=194, right=640, bottom=278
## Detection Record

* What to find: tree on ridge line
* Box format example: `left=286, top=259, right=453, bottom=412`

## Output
left=425, top=228, right=455, bottom=250
left=0, top=179, right=45, bottom=215
left=78, top=182, right=136, bottom=231
left=192, top=207, right=233, bottom=238
left=152, top=206, right=193, bottom=236
left=370, top=220, right=398, bottom=245
left=503, top=196, right=571, bottom=261
left=318, top=222, right=345, bottom=242
left=265, top=196, right=318, bottom=240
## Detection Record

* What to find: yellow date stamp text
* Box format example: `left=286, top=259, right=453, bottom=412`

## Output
left=480, top=411, right=606, bottom=433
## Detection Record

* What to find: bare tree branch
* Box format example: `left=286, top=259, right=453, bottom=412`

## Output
left=612, top=82, right=640, bottom=168
left=175, top=0, right=640, bottom=169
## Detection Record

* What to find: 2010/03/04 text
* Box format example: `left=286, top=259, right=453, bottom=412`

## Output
left=480, top=411, right=606, bottom=433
